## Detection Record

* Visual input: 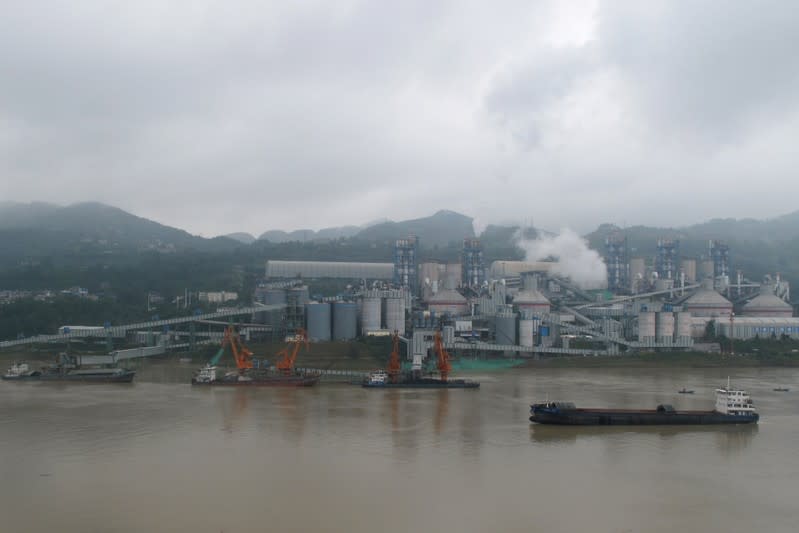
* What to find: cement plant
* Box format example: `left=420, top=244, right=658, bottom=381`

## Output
left=244, top=233, right=797, bottom=369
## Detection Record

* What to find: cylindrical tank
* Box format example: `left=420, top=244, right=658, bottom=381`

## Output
left=700, top=260, right=714, bottom=280
left=680, top=259, right=697, bottom=283
left=629, top=257, right=646, bottom=292
left=656, top=312, right=675, bottom=343
left=305, top=302, right=331, bottom=341
left=288, top=286, right=309, bottom=306
left=674, top=311, right=692, bottom=341
left=638, top=312, right=656, bottom=343
left=263, top=288, right=286, bottom=305
left=519, top=319, right=535, bottom=348
left=384, top=297, right=405, bottom=335
left=495, top=313, right=517, bottom=345
left=333, top=302, right=358, bottom=340
left=360, top=297, right=381, bottom=334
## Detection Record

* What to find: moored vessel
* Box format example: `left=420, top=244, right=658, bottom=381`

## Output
left=530, top=381, right=758, bottom=425
left=2, top=356, right=135, bottom=383
left=362, top=331, right=479, bottom=389
left=191, top=326, right=319, bottom=387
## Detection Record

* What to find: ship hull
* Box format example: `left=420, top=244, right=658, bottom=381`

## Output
left=363, top=379, right=479, bottom=389
left=2, top=371, right=135, bottom=383
left=192, top=374, right=320, bottom=387
left=530, top=407, right=758, bottom=425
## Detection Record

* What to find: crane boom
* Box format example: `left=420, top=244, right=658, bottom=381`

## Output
left=276, top=329, right=309, bottom=374
left=387, top=331, right=401, bottom=383
left=433, top=331, right=451, bottom=382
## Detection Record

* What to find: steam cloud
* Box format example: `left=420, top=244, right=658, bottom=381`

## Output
left=516, top=228, right=608, bottom=289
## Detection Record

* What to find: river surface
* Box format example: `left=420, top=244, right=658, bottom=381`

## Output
left=1, top=364, right=798, bottom=533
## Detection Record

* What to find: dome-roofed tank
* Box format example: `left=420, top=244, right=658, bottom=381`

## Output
left=683, top=279, right=732, bottom=318
left=427, top=273, right=468, bottom=316
left=742, top=286, right=793, bottom=317
left=513, top=275, right=550, bottom=316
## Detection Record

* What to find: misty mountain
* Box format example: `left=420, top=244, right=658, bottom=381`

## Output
left=355, top=210, right=475, bottom=248
left=258, top=226, right=361, bottom=243
left=224, top=232, right=257, bottom=244
left=0, top=202, right=240, bottom=263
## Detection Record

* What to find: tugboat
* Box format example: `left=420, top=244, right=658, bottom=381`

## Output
left=2, top=354, right=135, bottom=383
left=362, top=331, right=479, bottom=389
left=192, top=326, right=319, bottom=387
left=678, top=388, right=695, bottom=394
left=2, top=362, right=39, bottom=380
left=530, top=379, right=759, bottom=425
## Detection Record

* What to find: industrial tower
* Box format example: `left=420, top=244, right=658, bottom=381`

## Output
left=710, top=240, right=730, bottom=279
left=461, top=238, right=485, bottom=288
left=393, top=236, right=419, bottom=294
left=655, top=238, right=680, bottom=280
left=605, top=233, right=629, bottom=292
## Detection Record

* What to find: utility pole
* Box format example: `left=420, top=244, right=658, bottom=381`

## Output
left=729, top=312, right=735, bottom=356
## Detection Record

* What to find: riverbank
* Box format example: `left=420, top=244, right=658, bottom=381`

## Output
left=524, top=351, right=799, bottom=368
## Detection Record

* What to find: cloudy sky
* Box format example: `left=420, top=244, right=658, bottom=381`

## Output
left=2, top=1, right=798, bottom=237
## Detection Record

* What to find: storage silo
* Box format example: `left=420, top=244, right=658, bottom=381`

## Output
left=700, top=260, right=714, bottom=280
left=629, top=257, right=646, bottom=292
left=333, top=302, right=358, bottom=340
left=385, top=297, right=406, bottom=335
left=638, top=312, right=656, bottom=343
left=360, top=296, right=382, bottom=334
left=495, top=311, right=517, bottom=345
left=656, top=312, right=675, bottom=343
left=305, top=302, right=332, bottom=341
left=519, top=318, right=535, bottom=348
left=264, top=288, right=286, bottom=305
left=680, top=259, right=697, bottom=283
left=674, top=312, right=693, bottom=343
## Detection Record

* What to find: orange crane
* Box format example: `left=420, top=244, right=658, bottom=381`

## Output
left=275, top=328, right=309, bottom=375
left=387, top=331, right=402, bottom=383
left=223, top=326, right=254, bottom=370
left=433, top=331, right=452, bottom=382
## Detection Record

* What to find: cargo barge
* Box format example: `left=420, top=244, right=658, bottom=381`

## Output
left=2, top=359, right=135, bottom=383
left=190, top=326, right=319, bottom=387
left=362, top=369, right=479, bottom=389
left=361, top=331, right=480, bottom=389
left=191, top=365, right=319, bottom=387
left=530, top=383, right=758, bottom=425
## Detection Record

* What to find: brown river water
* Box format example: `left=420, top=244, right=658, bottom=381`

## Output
left=1, top=363, right=797, bottom=533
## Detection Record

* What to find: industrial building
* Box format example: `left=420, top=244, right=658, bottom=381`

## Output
left=252, top=230, right=794, bottom=368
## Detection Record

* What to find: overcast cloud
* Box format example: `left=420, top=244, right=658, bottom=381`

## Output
left=2, top=0, right=798, bottom=237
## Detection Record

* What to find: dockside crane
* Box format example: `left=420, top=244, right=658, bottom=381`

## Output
left=387, top=331, right=402, bottom=383
left=224, top=326, right=254, bottom=370
left=275, top=329, right=309, bottom=375
left=433, top=331, right=452, bottom=382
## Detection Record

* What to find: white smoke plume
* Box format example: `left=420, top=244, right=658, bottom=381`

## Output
left=472, top=217, right=487, bottom=238
left=515, top=228, right=608, bottom=289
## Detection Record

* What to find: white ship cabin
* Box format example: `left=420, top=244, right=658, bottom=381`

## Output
left=715, top=386, right=756, bottom=416
left=366, top=369, right=389, bottom=385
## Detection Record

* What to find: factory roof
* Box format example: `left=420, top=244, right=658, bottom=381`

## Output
left=684, top=288, right=732, bottom=308
left=742, top=293, right=792, bottom=312
left=427, top=289, right=467, bottom=305
left=513, top=288, right=550, bottom=306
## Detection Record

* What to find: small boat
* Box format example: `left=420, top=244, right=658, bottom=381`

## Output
left=1, top=362, right=40, bottom=380
left=678, top=388, right=695, bottom=394
left=773, top=387, right=790, bottom=392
